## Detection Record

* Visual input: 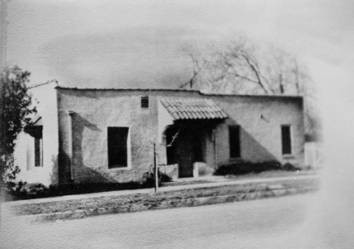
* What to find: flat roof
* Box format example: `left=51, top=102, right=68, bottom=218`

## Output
left=55, top=86, right=303, bottom=99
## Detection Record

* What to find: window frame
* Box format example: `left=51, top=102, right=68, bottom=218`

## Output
left=281, top=125, right=292, bottom=156
left=229, top=125, right=241, bottom=159
left=107, top=126, right=130, bottom=169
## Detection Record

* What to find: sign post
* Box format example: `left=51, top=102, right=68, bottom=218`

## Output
left=153, top=143, right=159, bottom=193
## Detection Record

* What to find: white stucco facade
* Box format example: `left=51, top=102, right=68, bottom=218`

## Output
left=12, top=86, right=305, bottom=186
left=13, top=82, right=59, bottom=186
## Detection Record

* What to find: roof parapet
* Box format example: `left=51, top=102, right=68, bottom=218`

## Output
left=55, top=86, right=302, bottom=99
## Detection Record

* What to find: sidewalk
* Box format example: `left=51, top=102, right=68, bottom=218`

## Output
left=1, top=173, right=319, bottom=223
left=4, top=173, right=318, bottom=207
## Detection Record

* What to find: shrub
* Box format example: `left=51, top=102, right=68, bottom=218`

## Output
left=141, top=170, right=172, bottom=187
left=214, top=160, right=298, bottom=176
left=282, top=162, right=301, bottom=171
left=6, top=180, right=26, bottom=193
left=19, top=183, right=48, bottom=196
left=160, top=172, right=172, bottom=183
left=47, top=182, right=144, bottom=196
left=7, top=181, right=149, bottom=200
left=6, top=182, right=49, bottom=199
left=6, top=170, right=173, bottom=200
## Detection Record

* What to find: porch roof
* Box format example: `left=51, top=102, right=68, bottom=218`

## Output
left=28, top=113, right=42, bottom=126
left=160, top=98, right=228, bottom=120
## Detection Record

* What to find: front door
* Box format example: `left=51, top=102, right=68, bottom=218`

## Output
left=176, top=128, right=203, bottom=178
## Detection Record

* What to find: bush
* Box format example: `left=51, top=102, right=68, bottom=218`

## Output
left=141, top=170, right=172, bottom=187
left=47, top=182, right=144, bottom=196
left=20, top=183, right=48, bottom=196
left=6, top=170, right=173, bottom=200
left=6, top=181, right=49, bottom=199
left=7, top=181, right=149, bottom=200
left=282, top=162, right=301, bottom=171
left=6, top=180, right=26, bottom=193
left=214, top=160, right=299, bottom=176
left=160, top=171, right=172, bottom=183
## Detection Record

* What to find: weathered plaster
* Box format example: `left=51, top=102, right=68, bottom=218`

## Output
left=56, top=88, right=304, bottom=184
left=14, top=82, right=59, bottom=186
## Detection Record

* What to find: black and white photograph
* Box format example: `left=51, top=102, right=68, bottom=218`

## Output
left=0, top=0, right=353, bottom=248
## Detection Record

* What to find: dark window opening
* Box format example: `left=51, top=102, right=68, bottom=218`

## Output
left=141, top=96, right=149, bottom=108
left=229, top=125, right=241, bottom=158
left=108, top=127, right=129, bottom=168
left=33, top=126, right=43, bottom=167
left=281, top=125, right=292, bottom=155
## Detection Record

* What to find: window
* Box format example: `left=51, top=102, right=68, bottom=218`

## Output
left=141, top=96, right=149, bottom=108
left=107, top=127, right=129, bottom=168
left=33, top=126, right=43, bottom=167
left=24, top=125, right=43, bottom=167
left=229, top=125, right=241, bottom=158
left=281, top=125, right=292, bottom=155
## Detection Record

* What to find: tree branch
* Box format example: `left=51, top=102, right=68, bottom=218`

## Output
left=240, top=52, right=269, bottom=94
left=179, top=53, right=202, bottom=89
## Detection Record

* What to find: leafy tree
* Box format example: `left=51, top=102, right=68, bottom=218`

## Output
left=0, top=66, right=36, bottom=184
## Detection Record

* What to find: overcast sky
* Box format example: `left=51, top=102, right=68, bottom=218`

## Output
left=7, top=0, right=354, bottom=90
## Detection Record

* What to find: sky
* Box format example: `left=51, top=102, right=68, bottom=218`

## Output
left=6, top=0, right=354, bottom=90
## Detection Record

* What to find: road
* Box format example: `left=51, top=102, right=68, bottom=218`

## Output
left=0, top=194, right=327, bottom=249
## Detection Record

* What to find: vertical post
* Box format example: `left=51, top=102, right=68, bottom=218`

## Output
left=67, top=111, right=74, bottom=183
left=153, top=142, right=158, bottom=193
left=212, top=129, right=217, bottom=166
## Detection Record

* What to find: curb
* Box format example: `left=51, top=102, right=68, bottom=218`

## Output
left=15, top=178, right=318, bottom=223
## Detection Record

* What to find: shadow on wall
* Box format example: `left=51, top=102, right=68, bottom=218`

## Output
left=218, top=119, right=278, bottom=166
left=60, top=113, right=282, bottom=184
left=49, top=155, right=59, bottom=184
left=58, top=149, right=72, bottom=184
left=241, top=127, right=278, bottom=162
left=70, top=112, right=119, bottom=183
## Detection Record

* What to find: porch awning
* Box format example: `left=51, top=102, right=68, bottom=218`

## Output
left=27, top=113, right=42, bottom=126
left=160, top=98, right=228, bottom=120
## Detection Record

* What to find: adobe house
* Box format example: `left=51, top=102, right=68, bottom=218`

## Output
left=13, top=83, right=304, bottom=185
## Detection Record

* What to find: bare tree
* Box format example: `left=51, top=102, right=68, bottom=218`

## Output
left=261, top=45, right=308, bottom=95
left=180, top=36, right=320, bottom=140
left=181, top=36, right=310, bottom=97
left=179, top=52, right=202, bottom=89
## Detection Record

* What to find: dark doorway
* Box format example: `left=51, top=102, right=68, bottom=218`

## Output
left=107, top=127, right=129, bottom=168
left=177, top=129, right=195, bottom=177
left=166, top=125, right=205, bottom=178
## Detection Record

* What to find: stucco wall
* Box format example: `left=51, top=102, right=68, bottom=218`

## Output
left=57, top=89, right=194, bottom=183
left=57, top=88, right=304, bottom=184
left=14, top=83, right=59, bottom=186
left=211, top=95, right=304, bottom=167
